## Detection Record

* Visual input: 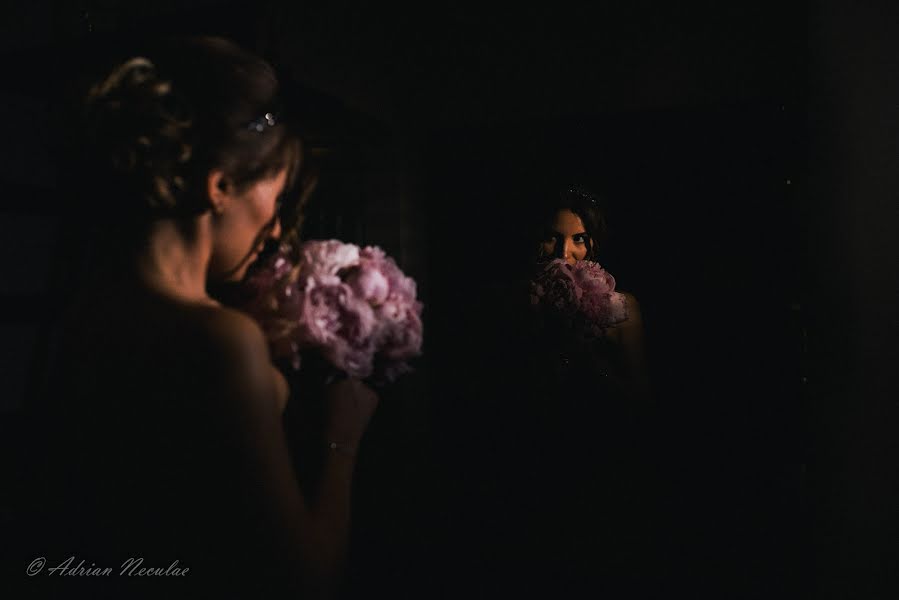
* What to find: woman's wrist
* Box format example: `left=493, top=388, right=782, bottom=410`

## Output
left=326, top=440, right=357, bottom=458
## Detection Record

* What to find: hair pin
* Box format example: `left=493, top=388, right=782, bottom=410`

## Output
left=247, top=112, right=278, bottom=132
left=565, top=186, right=598, bottom=204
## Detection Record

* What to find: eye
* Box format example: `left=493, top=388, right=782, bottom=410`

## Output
left=572, top=234, right=587, bottom=245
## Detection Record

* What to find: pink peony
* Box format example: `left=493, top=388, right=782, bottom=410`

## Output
left=299, top=239, right=360, bottom=278
left=571, top=260, right=616, bottom=295
left=239, top=240, right=423, bottom=382
left=347, top=265, right=390, bottom=306
left=530, top=259, right=628, bottom=337
left=296, top=280, right=375, bottom=378
left=378, top=301, right=424, bottom=360
left=360, top=246, right=418, bottom=303
left=531, top=260, right=581, bottom=319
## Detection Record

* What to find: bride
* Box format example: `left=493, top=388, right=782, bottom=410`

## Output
left=31, top=37, right=376, bottom=598
left=534, top=184, right=650, bottom=402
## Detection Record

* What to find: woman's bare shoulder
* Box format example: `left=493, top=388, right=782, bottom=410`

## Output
left=603, top=291, right=642, bottom=345
left=187, top=305, right=273, bottom=375
left=619, top=291, right=642, bottom=324
left=187, top=305, right=287, bottom=411
left=193, top=304, right=266, bottom=345
left=621, top=291, right=640, bottom=308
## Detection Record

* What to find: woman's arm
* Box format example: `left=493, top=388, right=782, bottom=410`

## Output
left=617, top=292, right=651, bottom=401
left=597, top=292, right=650, bottom=402
left=208, top=309, right=376, bottom=597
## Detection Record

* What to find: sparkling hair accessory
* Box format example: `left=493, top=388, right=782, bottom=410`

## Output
left=566, top=185, right=598, bottom=205
left=247, top=111, right=278, bottom=132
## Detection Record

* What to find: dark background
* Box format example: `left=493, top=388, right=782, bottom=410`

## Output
left=1, top=2, right=896, bottom=599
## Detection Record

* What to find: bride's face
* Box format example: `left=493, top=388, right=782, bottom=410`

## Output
left=208, top=167, right=287, bottom=282
left=541, top=209, right=592, bottom=265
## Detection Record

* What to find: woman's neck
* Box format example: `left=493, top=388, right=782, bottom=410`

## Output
left=136, top=215, right=218, bottom=306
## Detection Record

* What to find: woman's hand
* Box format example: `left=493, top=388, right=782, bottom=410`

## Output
left=323, top=378, right=379, bottom=450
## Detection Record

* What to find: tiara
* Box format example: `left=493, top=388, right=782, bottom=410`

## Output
left=247, top=112, right=278, bottom=132
left=565, top=186, right=598, bottom=204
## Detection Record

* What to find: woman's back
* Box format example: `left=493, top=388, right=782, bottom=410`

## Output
left=32, top=277, right=288, bottom=595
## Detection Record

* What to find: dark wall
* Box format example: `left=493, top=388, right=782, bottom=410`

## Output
left=806, top=3, right=899, bottom=598
left=422, top=107, right=804, bottom=599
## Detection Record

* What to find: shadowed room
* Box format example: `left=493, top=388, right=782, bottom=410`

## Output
left=0, top=2, right=896, bottom=599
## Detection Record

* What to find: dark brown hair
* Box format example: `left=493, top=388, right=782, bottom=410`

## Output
left=535, top=185, right=608, bottom=262
left=83, top=36, right=302, bottom=222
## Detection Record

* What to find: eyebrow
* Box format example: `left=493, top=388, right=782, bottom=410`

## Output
left=549, top=230, right=588, bottom=238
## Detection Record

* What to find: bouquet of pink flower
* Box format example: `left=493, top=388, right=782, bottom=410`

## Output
left=529, top=259, right=628, bottom=338
left=242, top=240, right=423, bottom=382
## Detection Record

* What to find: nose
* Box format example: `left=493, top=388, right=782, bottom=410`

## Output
left=268, top=216, right=282, bottom=240
left=562, top=239, right=576, bottom=264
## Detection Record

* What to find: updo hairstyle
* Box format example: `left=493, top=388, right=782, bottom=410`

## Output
left=83, top=36, right=301, bottom=221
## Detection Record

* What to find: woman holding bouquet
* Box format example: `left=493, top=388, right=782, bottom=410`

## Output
left=493, top=184, right=658, bottom=596
left=533, top=185, right=650, bottom=403
left=30, top=37, right=377, bottom=598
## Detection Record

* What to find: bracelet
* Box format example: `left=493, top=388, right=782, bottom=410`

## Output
left=327, top=441, right=357, bottom=458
